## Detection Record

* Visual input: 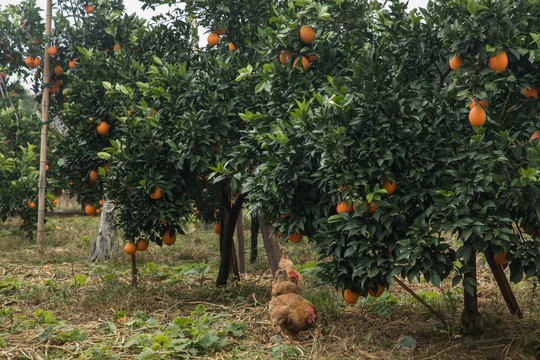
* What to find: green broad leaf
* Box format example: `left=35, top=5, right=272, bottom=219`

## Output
left=97, top=152, right=111, bottom=160
left=485, top=44, right=496, bottom=53
left=262, top=63, right=273, bottom=72
left=0, top=336, right=6, bottom=348
left=70, top=328, right=88, bottom=341
left=77, top=46, right=88, bottom=55
left=102, top=81, right=112, bottom=90
left=530, top=33, right=540, bottom=48
left=191, top=304, right=206, bottom=316
left=136, top=347, right=155, bottom=360
left=255, top=80, right=269, bottom=93
left=327, top=215, right=344, bottom=223
left=153, top=56, right=162, bottom=66
left=467, top=0, right=476, bottom=15
left=451, top=275, right=461, bottom=287
left=39, top=325, right=55, bottom=342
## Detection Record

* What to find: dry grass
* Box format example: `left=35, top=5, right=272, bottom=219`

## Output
left=0, top=208, right=538, bottom=359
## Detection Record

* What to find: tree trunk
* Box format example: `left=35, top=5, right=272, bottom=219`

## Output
left=88, top=200, right=118, bottom=262
left=236, top=213, right=245, bottom=273
left=461, top=250, right=485, bottom=335
left=257, top=214, right=281, bottom=276
left=215, top=182, right=244, bottom=287
left=250, top=214, right=259, bottom=263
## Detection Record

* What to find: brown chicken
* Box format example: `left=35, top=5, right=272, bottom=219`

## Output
left=273, top=252, right=304, bottom=291
left=269, top=269, right=317, bottom=335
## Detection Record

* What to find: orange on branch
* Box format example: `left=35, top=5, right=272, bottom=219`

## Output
left=343, top=289, right=359, bottom=304
left=522, top=87, right=539, bottom=100
left=162, top=231, right=176, bottom=245
left=48, top=46, right=57, bottom=56
left=336, top=200, right=354, bottom=214
left=214, top=223, right=221, bottom=235
left=85, top=204, right=96, bottom=216
left=469, top=105, right=486, bottom=127
left=368, top=284, right=384, bottom=298
left=488, top=51, right=508, bottom=74
left=449, top=54, right=463, bottom=70
left=96, top=121, right=110, bottom=135
left=136, top=239, right=148, bottom=251
left=149, top=186, right=162, bottom=199
left=279, top=51, right=292, bottom=65
left=382, top=179, right=397, bottom=194
left=288, top=232, right=303, bottom=243
left=125, top=242, right=136, bottom=255
left=293, top=56, right=309, bottom=73
left=299, top=25, right=316, bottom=44
left=207, top=33, right=219, bottom=46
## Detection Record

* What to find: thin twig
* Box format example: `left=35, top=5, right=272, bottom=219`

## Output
left=393, top=276, right=446, bottom=321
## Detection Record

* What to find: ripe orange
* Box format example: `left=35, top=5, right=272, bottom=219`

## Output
left=336, top=200, right=354, bottom=214
left=469, top=99, right=489, bottom=109
left=293, top=56, right=309, bottom=73
left=368, top=284, right=384, bottom=298
left=493, top=250, right=508, bottom=265
left=89, top=169, right=98, bottom=182
left=113, top=43, right=121, bottom=51
left=449, top=54, right=463, bottom=71
left=149, top=186, right=162, bottom=199
left=288, top=232, right=303, bottom=243
left=96, top=121, right=110, bottom=135
left=343, top=289, right=359, bottom=304
left=25, top=56, right=34, bottom=67
left=11, top=92, right=16, bottom=97
left=96, top=209, right=100, bottom=214
left=50, top=85, right=59, bottom=94
left=125, top=242, right=136, bottom=255
left=162, top=231, right=176, bottom=245
left=102, top=162, right=111, bottom=171
left=69, top=58, right=78, bottom=68
left=488, top=51, right=508, bottom=74
left=21, top=19, right=27, bottom=29
left=54, top=65, right=64, bottom=76
left=228, top=43, right=236, bottom=51
left=136, top=238, right=148, bottom=251
left=214, top=23, right=227, bottom=35
left=98, top=200, right=103, bottom=206
left=45, top=164, right=49, bottom=171
left=28, top=202, right=36, bottom=209
left=522, top=87, right=539, bottom=100
left=529, top=131, right=540, bottom=142
left=32, top=58, right=40, bottom=67
left=207, top=33, right=219, bottom=46
left=55, top=79, right=63, bottom=86
left=279, top=51, right=292, bottom=65
left=382, top=179, right=397, bottom=195
left=52, top=198, right=58, bottom=205
left=469, top=105, right=486, bottom=127
left=85, top=204, right=96, bottom=216
left=48, top=46, right=58, bottom=56
left=0, top=72, right=6, bottom=79
left=307, top=53, right=318, bottom=62
left=299, top=25, right=316, bottom=44
left=362, top=201, right=377, bottom=214
left=85, top=5, right=94, bottom=13
left=213, top=223, right=221, bottom=235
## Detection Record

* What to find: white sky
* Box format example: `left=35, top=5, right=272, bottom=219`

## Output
left=2, top=0, right=431, bottom=21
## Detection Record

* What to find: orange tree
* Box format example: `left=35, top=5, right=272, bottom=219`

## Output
left=237, top=0, right=540, bottom=334
left=85, top=0, right=286, bottom=285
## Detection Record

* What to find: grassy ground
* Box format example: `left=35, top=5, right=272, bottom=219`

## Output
left=0, top=202, right=538, bottom=359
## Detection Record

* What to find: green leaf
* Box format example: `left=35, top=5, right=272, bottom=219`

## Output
left=102, top=81, right=112, bottom=90
left=467, top=0, right=476, bottom=15
left=327, top=215, right=344, bottom=223
left=153, top=56, right=163, bottom=66
left=136, top=347, right=155, bottom=360
left=97, top=152, right=111, bottom=160
left=39, top=325, right=55, bottom=342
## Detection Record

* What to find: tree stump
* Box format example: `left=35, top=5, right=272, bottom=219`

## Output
left=88, top=200, right=118, bottom=262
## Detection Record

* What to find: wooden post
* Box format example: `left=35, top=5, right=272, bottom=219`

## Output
left=250, top=214, right=259, bottom=263
left=236, top=213, right=245, bottom=273
left=484, top=249, right=523, bottom=318
left=257, top=214, right=281, bottom=275
left=37, top=0, right=53, bottom=252
left=130, top=253, right=137, bottom=286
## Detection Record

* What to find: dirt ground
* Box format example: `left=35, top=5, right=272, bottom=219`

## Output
left=0, top=210, right=538, bottom=359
